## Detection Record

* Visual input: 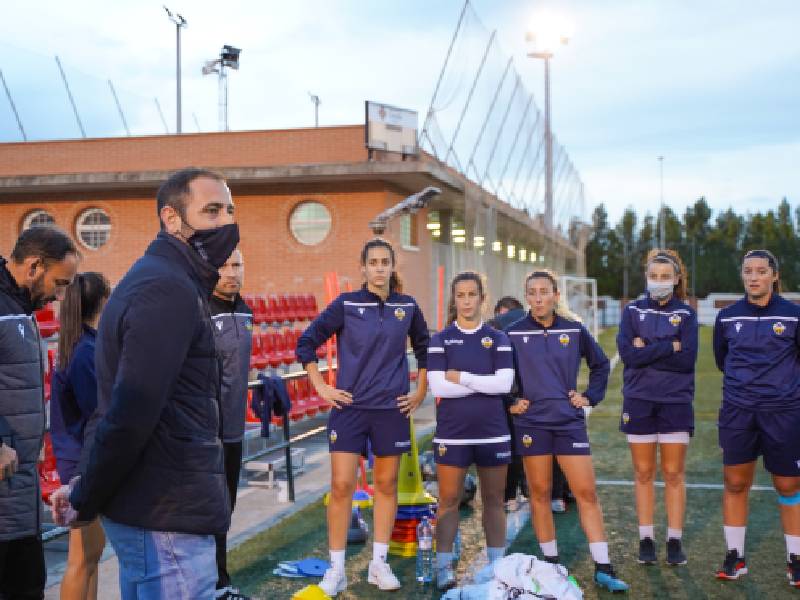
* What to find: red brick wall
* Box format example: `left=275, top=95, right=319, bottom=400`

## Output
left=0, top=126, right=368, bottom=176
left=0, top=181, right=434, bottom=319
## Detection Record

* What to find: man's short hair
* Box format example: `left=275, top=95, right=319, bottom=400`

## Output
left=494, top=296, right=524, bottom=315
left=11, top=226, right=78, bottom=264
left=156, top=168, right=225, bottom=223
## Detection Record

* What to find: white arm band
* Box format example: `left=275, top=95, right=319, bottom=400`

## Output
left=428, top=370, right=475, bottom=398
left=459, top=369, right=515, bottom=395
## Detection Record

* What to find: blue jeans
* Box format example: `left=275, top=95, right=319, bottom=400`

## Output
left=102, top=517, right=217, bottom=599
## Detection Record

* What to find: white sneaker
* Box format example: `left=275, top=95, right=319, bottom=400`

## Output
left=367, top=560, right=402, bottom=591
left=319, top=568, right=347, bottom=597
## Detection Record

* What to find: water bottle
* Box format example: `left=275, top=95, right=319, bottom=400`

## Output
left=453, top=528, right=462, bottom=561
left=415, top=516, right=434, bottom=583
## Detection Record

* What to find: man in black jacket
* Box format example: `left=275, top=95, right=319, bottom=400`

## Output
left=0, top=226, right=79, bottom=599
left=61, top=168, right=239, bottom=599
left=209, top=248, right=253, bottom=600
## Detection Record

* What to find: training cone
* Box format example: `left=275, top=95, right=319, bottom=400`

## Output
left=291, top=584, right=331, bottom=600
left=397, top=416, right=437, bottom=506
left=347, top=505, right=369, bottom=544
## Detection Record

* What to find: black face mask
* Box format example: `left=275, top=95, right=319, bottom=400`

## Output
left=187, top=223, right=240, bottom=269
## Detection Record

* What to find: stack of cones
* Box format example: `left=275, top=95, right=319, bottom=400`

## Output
left=389, top=416, right=437, bottom=557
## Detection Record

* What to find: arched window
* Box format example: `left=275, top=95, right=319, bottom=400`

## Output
left=22, top=209, right=55, bottom=231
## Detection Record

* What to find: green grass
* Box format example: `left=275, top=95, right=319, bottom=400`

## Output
left=230, top=327, right=791, bottom=599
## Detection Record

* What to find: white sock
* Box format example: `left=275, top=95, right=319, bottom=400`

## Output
left=330, top=549, right=345, bottom=572
left=372, top=542, right=388, bottom=563
left=667, top=528, right=682, bottom=540
left=786, top=534, right=800, bottom=561
left=540, top=539, right=558, bottom=557
left=723, top=526, right=746, bottom=555
left=437, top=551, right=454, bottom=570
left=639, top=525, right=654, bottom=540
left=487, top=546, right=505, bottom=563
left=589, top=541, right=610, bottom=565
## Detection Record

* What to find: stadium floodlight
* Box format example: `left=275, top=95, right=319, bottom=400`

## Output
left=202, top=45, right=242, bottom=131
left=368, top=187, right=441, bottom=235
left=526, top=10, right=571, bottom=232
left=164, top=6, right=188, bottom=134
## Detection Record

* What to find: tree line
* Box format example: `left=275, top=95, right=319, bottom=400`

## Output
left=585, top=197, right=798, bottom=298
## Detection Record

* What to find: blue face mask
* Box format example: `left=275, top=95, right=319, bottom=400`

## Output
left=647, top=279, right=674, bottom=300
left=188, top=223, right=240, bottom=269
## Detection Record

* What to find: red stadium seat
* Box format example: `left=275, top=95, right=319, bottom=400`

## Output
left=262, top=332, right=282, bottom=369
left=245, top=390, right=261, bottom=424
left=286, top=380, right=306, bottom=421
left=302, top=293, right=319, bottom=320
left=250, top=334, right=268, bottom=370
left=267, top=294, right=282, bottom=324
left=35, top=305, right=59, bottom=339
left=277, top=295, right=291, bottom=324
left=242, top=294, right=256, bottom=311
left=253, top=295, right=268, bottom=325
left=289, top=294, right=300, bottom=322
left=277, top=330, right=295, bottom=366
left=296, top=377, right=318, bottom=418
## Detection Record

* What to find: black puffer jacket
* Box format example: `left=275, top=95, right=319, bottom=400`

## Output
left=71, top=233, right=229, bottom=535
left=0, top=259, right=44, bottom=541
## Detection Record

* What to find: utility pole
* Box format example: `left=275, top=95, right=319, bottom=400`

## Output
left=164, top=6, right=187, bottom=134
left=658, top=155, right=665, bottom=248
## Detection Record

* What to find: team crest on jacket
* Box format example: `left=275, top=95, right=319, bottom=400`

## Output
left=774, top=322, right=786, bottom=335
left=639, top=313, right=646, bottom=321
left=622, top=412, right=630, bottom=424
left=215, top=321, right=223, bottom=331
left=394, top=307, right=406, bottom=320
left=245, top=319, right=253, bottom=331
left=358, top=307, right=365, bottom=315
left=522, top=336, right=529, bottom=343
left=481, top=336, right=494, bottom=349
left=17, top=323, right=24, bottom=338
left=558, top=333, right=570, bottom=347
left=438, top=443, right=447, bottom=457
left=522, top=434, right=533, bottom=448
left=735, top=322, right=742, bottom=333
left=329, top=430, right=338, bottom=444
left=669, top=314, right=681, bottom=327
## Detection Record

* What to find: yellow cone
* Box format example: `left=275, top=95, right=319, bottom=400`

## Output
left=397, top=416, right=436, bottom=506
left=291, top=584, right=331, bottom=600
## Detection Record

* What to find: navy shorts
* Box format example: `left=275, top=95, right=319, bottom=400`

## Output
left=432, top=437, right=512, bottom=468
left=327, top=407, right=411, bottom=456
left=620, top=398, right=694, bottom=435
left=514, top=426, right=591, bottom=456
left=719, top=405, right=800, bottom=476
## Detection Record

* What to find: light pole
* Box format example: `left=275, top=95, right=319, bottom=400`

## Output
left=202, top=45, right=241, bottom=131
left=164, top=6, right=187, bottom=134
left=526, top=15, right=570, bottom=232
left=658, top=155, right=665, bottom=248
left=309, top=93, right=321, bottom=127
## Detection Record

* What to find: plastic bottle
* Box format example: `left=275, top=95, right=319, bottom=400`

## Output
left=453, top=528, right=462, bottom=561
left=415, top=517, right=434, bottom=583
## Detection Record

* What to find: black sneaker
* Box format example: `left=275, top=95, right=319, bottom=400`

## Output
left=638, top=537, right=656, bottom=565
left=666, top=538, right=687, bottom=566
left=788, top=553, right=800, bottom=588
left=716, top=549, right=747, bottom=580
left=543, top=554, right=561, bottom=564
left=216, top=588, right=251, bottom=600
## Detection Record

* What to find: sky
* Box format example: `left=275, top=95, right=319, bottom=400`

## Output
left=0, top=0, right=797, bottom=224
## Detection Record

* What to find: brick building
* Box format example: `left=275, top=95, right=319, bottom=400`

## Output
left=0, top=126, right=586, bottom=320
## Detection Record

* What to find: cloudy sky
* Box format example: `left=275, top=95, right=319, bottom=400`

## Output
left=1, top=0, right=797, bottom=223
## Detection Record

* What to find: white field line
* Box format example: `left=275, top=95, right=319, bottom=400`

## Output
left=597, top=479, right=775, bottom=492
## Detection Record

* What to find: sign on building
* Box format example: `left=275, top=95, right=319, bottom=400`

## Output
left=365, top=101, right=418, bottom=156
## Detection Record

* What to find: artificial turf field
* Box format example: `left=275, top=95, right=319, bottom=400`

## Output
left=228, top=327, right=796, bottom=599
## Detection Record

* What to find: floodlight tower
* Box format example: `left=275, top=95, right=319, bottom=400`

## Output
left=164, top=6, right=187, bottom=134
left=203, top=45, right=242, bottom=131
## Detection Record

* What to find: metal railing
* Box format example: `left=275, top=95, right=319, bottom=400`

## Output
left=41, top=363, right=336, bottom=542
